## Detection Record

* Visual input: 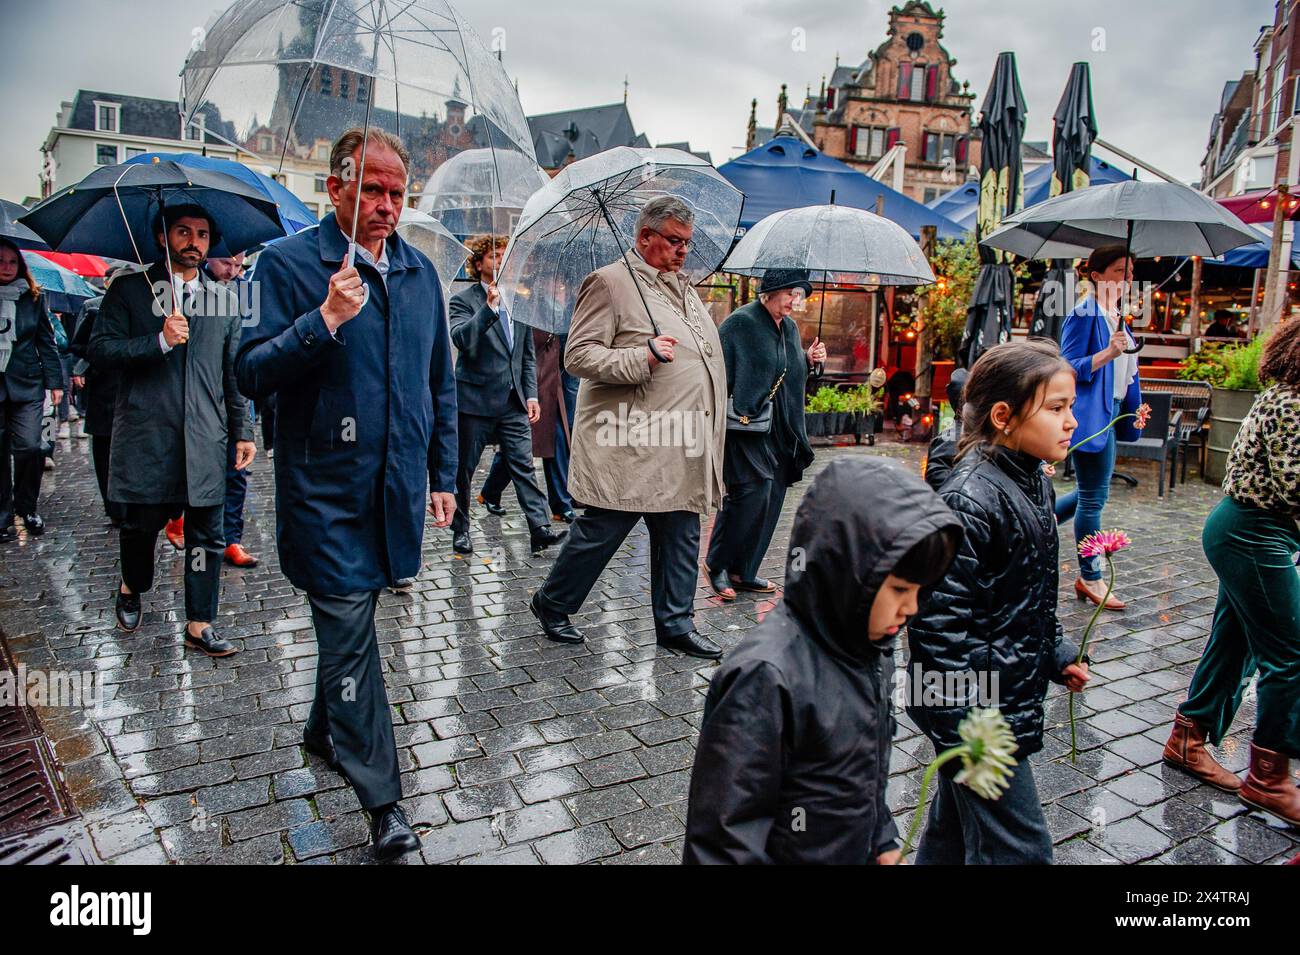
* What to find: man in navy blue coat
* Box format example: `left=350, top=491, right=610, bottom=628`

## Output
left=237, top=128, right=457, bottom=861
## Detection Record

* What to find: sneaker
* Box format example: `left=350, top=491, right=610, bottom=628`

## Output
left=76, top=421, right=90, bottom=439
left=57, top=422, right=70, bottom=439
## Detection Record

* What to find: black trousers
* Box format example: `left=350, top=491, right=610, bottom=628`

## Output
left=915, top=759, right=1053, bottom=865
left=0, top=396, right=45, bottom=518
left=119, top=502, right=223, bottom=622
left=537, top=506, right=700, bottom=637
left=705, top=478, right=788, bottom=583
left=452, top=409, right=549, bottom=535
left=91, top=433, right=126, bottom=523
left=305, top=590, right=400, bottom=810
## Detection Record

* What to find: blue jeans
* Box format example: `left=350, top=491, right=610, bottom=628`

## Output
left=1070, top=398, right=1119, bottom=581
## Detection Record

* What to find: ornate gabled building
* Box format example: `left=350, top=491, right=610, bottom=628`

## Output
left=748, top=1, right=981, bottom=203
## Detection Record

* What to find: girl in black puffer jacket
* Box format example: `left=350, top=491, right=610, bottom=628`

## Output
left=908, top=340, right=1091, bottom=865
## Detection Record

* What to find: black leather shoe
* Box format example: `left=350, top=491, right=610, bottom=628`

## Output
left=529, top=593, right=584, bottom=644
left=530, top=525, right=568, bottom=553
left=452, top=532, right=473, bottom=554
left=371, top=804, right=420, bottom=861
left=479, top=497, right=507, bottom=516
left=553, top=509, right=577, bottom=524
left=304, top=727, right=342, bottom=772
left=22, top=513, right=45, bottom=535
left=115, top=589, right=142, bottom=632
left=184, top=625, right=239, bottom=657
left=704, top=564, right=736, bottom=601
left=657, top=629, right=723, bottom=660
left=0, top=516, right=16, bottom=542
left=729, top=575, right=777, bottom=594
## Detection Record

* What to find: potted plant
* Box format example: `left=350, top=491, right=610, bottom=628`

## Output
left=1179, top=335, right=1267, bottom=485
left=805, top=384, right=885, bottom=443
left=805, top=385, right=849, bottom=438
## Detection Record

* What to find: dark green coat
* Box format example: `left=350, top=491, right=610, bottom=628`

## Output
left=718, top=300, right=815, bottom=487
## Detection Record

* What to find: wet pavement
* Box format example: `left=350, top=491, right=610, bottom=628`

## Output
left=2, top=430, right=1298, bottom=865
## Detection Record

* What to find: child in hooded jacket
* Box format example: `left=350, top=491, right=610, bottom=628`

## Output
left=683, top=456, right=962, bottom=864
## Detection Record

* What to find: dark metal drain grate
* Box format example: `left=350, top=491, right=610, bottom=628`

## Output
left=0, top=738, right=75, bottom=836
left=0, top=701, right=39, bottom=746
left=0, top=819, right=94, bottom=865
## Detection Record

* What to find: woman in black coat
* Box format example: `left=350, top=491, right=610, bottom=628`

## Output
left=0, top=237, right=62, bottom=540
left=704, top=269, right=826, bottom=599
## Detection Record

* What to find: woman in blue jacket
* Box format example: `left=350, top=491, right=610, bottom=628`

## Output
left=1059, top=245, right=1142, bottom=610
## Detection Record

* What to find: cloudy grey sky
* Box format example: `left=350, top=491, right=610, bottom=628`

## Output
left=0, top=0, right=1276, bottom=201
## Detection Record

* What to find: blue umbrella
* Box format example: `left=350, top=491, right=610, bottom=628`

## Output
left=22, top=250, right=99, bottom=313
left=718, top=137, right=964, bottom=239
left=122, top=152, right=317, bottom=235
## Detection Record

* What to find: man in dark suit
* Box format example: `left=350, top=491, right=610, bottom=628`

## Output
left=237, top=128, right=458, bottom=862
left=89, top=205, right=255, bottom=656
left=448, top=235, right=565, bottom=555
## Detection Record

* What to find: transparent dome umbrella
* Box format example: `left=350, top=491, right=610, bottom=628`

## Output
left=722, top=202, right=935, bottom=338
left=179, top=0, right=537, bottom=263
left=395, top=206, right=469, bottom=296
left=496, top=147, right=744, bottom=341
left=417, top=147, right=549, bottom=237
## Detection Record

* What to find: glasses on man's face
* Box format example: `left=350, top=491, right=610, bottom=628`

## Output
left=649, top=228, right=693, bottom=252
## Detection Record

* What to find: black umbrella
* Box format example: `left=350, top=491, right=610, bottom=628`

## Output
left=0, top=199, right=48, bottom=250
left=958, top=51, right=1026, bottom=369
left=1030, top=62, right=1097, bottom=343
left=21, top=161, right=283, bottom=263
left=21, top=160, right=284, bottom=315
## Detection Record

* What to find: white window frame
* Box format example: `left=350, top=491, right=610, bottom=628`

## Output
left=94, top=101, right=120, bottom=133
left=910, top=64, right=926, bottom=102
left=183, top=113, right=206, bottom=142
left=95, top=142, right=120, bottom=165
left=124, top=146, right=146, bottom=159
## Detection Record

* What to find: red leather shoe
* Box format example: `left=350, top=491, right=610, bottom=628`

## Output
left=224, top=543, right=259, bottom=567
left=164, top=516, right=185, bottom=550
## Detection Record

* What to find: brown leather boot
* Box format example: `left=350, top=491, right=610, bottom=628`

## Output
left=1239, top=743, right=1300, bottom=826
left=1162, top=712, right=1242, bottom=792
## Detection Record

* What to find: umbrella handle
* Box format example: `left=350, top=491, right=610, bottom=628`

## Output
left=593, top=188, right=664, bottom=340
left=647, top=337, right=672, bottom=364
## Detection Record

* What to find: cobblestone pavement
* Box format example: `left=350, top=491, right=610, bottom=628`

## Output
left=3, top=431, right=1298, bottom=865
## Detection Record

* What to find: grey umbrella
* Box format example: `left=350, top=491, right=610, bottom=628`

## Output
left=959, top=51, right=1027, bottom=369
left=981, top=179, right=1259, bottom=260
left=1029, top=62, right=1097, bottom=343
left=982, top=176, right=1258, bottom=354
left=1, top=199, right=49, bottom=250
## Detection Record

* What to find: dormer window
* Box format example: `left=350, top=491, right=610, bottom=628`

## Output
left=94, top=101, right=120, bottom=133
left=184, top=113, right=205, bottom=141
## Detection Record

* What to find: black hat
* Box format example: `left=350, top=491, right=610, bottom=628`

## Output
left=759, top=268, right=813, bottom=296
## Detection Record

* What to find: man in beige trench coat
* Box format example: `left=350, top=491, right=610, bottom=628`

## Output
left=529, top=196, right=727, bottom=658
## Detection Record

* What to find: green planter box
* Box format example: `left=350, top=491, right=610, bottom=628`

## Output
left=1204, top=387, right=1259, bottom=486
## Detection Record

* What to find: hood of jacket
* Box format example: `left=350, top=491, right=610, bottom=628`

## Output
left=783, top=456, right=962, bottom=666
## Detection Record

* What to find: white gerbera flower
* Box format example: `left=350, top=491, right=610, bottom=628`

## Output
left=952, top=708, right=1018, bottom=800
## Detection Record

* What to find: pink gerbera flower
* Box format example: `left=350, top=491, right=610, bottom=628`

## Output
left=1078, top=530, right=1131, bottom=560
left=1133, top=403, right=1152, bottom=430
